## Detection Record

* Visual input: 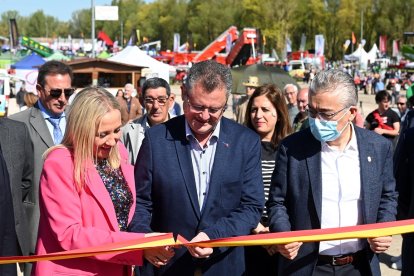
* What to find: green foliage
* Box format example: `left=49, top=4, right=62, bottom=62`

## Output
left=2, top=0, right=414, bottom=60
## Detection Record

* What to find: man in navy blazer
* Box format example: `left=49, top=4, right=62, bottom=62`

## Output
left=129, top=60, right=264, bottom=275
left=267, top=69, right=397, bottom=276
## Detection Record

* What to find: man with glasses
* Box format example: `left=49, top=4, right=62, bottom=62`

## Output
left=396, top=95, right=408, bottom=123
left=10, top=60, right=73, bottom=275
left=284, top=83, right=299, bottom=126
left=129, top=60, right=264, bottom=275
left=266, top=69, right=397, bottom=276
left=121, top=77, right=173, bottom=165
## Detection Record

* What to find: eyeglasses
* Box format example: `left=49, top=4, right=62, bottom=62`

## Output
left=397, top=102, right=406, bottom=106
left=143, top=96, right=169, bottom=106
left=45, top=88, right=75, bottom=98
left=307, top=106, right=348, bottom=121
left=186, top=100, right=227, bottom=116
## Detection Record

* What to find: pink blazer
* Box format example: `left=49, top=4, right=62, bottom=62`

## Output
left=33, top=143, right=144, bottom=276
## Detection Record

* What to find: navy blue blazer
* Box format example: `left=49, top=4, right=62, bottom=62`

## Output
left=267, top=126, right=397, bottom=276
left=129, top=115, right=264, bottom=276
left=0, top=151, right=18, bottom=276
left=394, top=127, right=414, bottom=276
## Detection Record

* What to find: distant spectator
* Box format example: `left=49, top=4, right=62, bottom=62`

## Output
left=116, top=89, right=123, bottom=97
left=236, top=76, right=260, bottom=124
left=292, top=88, right=309, bottom=132
left=365, top=90, right=400, bottom=141
left=283, top=83, right=299, bottom=126
left=21, top=92, right=39, bottom=111
left=168, top=92, right=182, bottom=117
left=396, top=95, right=409, bottom=123
left=16, top=83, right=27, bottom=109
left=117, top=83, right=142, bottom=125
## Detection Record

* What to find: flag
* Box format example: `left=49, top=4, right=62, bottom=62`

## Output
left=173, top=33, right=180, bottom=52
left=343, top=39, right=351, bottom=51
left=226, top=33, right=232, bottom=54
left=285, top=37, right=292, bottom=53
left=392, top=40, right=399, bottom=57
left=379, top=35, right=387, bottom=54
left=136, top=30, right=141, bottom=45
left=315, top=34, right=325, bottom=56
left=299, top=33, right=306, bottom=51
left=9, top=19, right=19, bottom=49
left=352, top=32, right=356, bottom=45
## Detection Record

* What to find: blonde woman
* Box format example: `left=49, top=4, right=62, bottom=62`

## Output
left=33, top=87, right=173, bottom=275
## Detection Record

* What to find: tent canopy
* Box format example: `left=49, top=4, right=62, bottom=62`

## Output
left=108, top=46, right=174, bottom=83
left=11, top=53, right=45, bottom=69
left=45, top=51, right=70, bottom=61
left=231, top=64, right=299, bottom=94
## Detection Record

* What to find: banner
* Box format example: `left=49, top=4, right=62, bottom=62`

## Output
left=173, top=33, right=180, bottom=53
left=8, top=19, right=19, bottom=49
left=0, top=219, right=413, bottom=265
left=285, top=37, right=292, bottom=53
left=380, top=35, right=387, bottom=54
left=95, top=6, right=119, bottom=21
left=392, top=40, right=399, bottom=57
left=315, top=34, right=324, bottom=56
left=299, top=33, right=306, bottom=52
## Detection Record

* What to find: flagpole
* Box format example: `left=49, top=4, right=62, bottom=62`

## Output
left=360, top=10, right=363, bottom=42
left=91, top=0, right=96, bottom=58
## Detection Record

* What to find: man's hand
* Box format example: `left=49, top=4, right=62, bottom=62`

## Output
left=252, top=222, right=269, bottom=234
left=143, top=246, right=175, bottom=268
left=276, top=242, right=303, bottom=260
left=263, top=245, right=278, bottom=256
left=368, top=236, right=392, bottom=253
left=187, top=232, right=213, bottom=258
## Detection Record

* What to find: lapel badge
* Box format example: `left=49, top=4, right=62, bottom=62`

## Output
left=367, top=156, right=372, bottom=162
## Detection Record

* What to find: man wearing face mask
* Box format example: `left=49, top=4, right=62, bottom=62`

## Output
left=266, top=69, right=397, bottom=276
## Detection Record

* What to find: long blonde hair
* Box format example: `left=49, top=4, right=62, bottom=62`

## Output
left=45, top=87, right=122, bottom=191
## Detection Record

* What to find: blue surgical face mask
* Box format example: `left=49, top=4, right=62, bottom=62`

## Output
left=309, top=108, right=350, bottom=142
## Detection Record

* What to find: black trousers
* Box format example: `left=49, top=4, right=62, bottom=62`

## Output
left=313, top=255, right=371, bottom=276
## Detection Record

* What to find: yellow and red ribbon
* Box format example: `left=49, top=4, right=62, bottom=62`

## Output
left=1, top=219, right=413, bottom=264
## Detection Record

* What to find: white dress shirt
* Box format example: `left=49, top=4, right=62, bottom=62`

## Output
left=319, top=124, right=364, bottom=255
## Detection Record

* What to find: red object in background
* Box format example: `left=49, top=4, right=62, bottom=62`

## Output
left=352, top=32, right=356, bottom=45
left=97, top=31, right=114, bottom=47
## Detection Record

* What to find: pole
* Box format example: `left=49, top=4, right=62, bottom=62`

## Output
left=121, top=21, right=123, bottom=48
left=360, top=10, right=363, bottom=42
left=91, top=0, right=96, bottom=58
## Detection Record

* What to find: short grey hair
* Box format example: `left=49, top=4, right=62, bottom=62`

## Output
left=184, top=60, right=232, bottom=99
left=396, top=94, right=407, bottom=102
left=283, top=83, right=298, bottom=94
left=309, top=69, right=358, bottom=107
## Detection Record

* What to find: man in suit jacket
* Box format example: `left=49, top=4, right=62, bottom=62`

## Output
left=267, top=69, right=397, bottom=276
left=117, top=83, right=143, bottom=125
left=0, top=118, right=33, bottom=272
left=9, top=60, right=73, bottom=275
left=121, top=77, right=174, bottom=165
left=0, top=150, right=18, bottom=276
left=394, top=127, right=414, bottom=276
left=129, top=60, right=264, bottom=275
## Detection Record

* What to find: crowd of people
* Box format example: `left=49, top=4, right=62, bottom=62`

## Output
left=0, top=59, right=413, bottom=276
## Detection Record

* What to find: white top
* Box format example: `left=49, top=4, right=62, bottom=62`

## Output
left=319, top=124, right=364, bottom=255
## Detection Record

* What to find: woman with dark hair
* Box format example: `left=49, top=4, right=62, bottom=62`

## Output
left=244, top=84, right=292, bottom=275
left=365, top=90, right=400, bottom=141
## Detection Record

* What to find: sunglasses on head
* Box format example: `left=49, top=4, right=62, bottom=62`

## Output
left=46, top=88, right=75, bottom=98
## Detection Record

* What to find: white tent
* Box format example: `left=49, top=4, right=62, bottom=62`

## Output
left=344, top=45, right=369, bottom=69
left=108, top=46, right=174, bottom=83
left=367, top=44, right=379, bottom=63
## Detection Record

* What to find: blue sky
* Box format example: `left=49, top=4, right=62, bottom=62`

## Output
left=0, top=0, right=113, bottom=22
